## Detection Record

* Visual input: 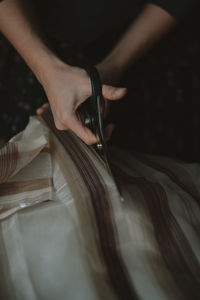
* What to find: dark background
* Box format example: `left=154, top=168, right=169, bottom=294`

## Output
left=0, top=4, right=200, bottom=162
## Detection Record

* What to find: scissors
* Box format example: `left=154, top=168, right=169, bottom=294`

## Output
left=77, top=66, right=124, bottom=202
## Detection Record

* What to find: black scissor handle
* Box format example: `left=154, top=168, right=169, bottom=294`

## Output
left=86, top=67, right=105, bottom=149
left=77, top=66, right=106, bottom=151
left=77, top=67, right=124, bottom=202
left=86, top=66, right=102, bottom=101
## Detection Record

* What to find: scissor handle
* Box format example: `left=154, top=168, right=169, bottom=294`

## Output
left=85, top=66, right=102, bottom=101
left=78, top=67, right=124, bottom=201
left=85, top=66, right=106, bottom=150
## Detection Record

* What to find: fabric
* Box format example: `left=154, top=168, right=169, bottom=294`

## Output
left=0, top=116, right=53, bottom=219
left=0, top=112, right=200, bottom=299
left=34, top=0, right=197, bottom=44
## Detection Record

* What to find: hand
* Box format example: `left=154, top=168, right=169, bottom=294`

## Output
left=37, top=103, right=115, bottom=142
left=40, top=62, right=127, bottom=145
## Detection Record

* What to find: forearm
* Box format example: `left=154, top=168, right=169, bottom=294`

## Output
left=98, top=4, right=176, bottom=80
left=0, top=0, right=66, bottom=84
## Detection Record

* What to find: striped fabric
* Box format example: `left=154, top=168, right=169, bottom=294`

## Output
left=0, top=113, right=200, bottom=300
left=0, top=116, right=53, bottom=219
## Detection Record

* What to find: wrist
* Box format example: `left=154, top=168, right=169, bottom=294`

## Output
left=35, top=54, right=71, bottom=86
left=96, top=56, right=124, bottom=85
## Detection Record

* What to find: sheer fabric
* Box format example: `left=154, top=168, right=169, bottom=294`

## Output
left=0, top=115, right=200, bottom=300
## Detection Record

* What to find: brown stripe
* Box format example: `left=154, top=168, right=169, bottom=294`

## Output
left=0, top=143, right=18, bottom=184
left=113, top=164, right=200, bottom=300
left=0, top=207, right=15, bottom=214
left=70, top=135, right=137, bottom=300
left=134, top=153, right=200, bottom=208
left=42, top=109, right=139, bottom=300
left=0, top=178, right=52, bottom=196
left=134, top=153, right=200, bottom=237
left=41, top=147, right=51, bottom=154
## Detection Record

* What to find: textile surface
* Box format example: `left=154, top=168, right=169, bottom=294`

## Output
left=0, top=115, right=200, bottom=299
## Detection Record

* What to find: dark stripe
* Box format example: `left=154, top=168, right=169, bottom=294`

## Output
left=0, top=143, right=18, bottom=184
left=134, top=153, right=200, bottom=208
left=0, top=178, right=52, bottom=196
left=113, top=165, right=200, bottom=300
left=42, top=109, right=138, bottom=300
left=134, top=153, right=200, bottom=237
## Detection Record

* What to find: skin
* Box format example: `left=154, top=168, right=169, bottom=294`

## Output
left=0, top=0, right=175, bottom=144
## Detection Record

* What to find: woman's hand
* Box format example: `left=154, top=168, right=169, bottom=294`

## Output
left=39, top=62, right=127, bottom=145
left=0, top=0, right=126, bottom=145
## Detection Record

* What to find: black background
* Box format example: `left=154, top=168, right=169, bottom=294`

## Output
left=0, top=4, right=200, bottom=162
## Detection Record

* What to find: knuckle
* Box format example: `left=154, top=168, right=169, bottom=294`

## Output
left=59, top=116, right=68, bottom=124
left=56, top=114, right=70, bottom=127
left=55, top=121, right=65, bottom=130
left=81, top=136, right=92, bottom=145
left=86, top=140, right=93, bottom=146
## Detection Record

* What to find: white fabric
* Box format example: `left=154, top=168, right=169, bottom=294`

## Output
left=0, top=117, right=199, bottom=300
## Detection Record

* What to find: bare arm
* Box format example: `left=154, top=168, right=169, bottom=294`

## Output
left=97, top=4, right=176, bottom=84
left=0, top=0, right=63, bottom=83
left=0, top=0, right=125, bottom=144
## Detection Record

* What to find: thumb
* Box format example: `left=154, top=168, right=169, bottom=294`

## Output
left=102, top=85, right=127, bottom=101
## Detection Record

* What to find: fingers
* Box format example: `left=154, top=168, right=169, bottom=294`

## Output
left=56, top=111, right=115, bottom=144
left=39, top=103, right=114, bottom=145
left=37, top=103, right=98, bottom=145
left=36, top=103, right=49, bottom=115
left=69, top=113, right=99, bottom=145
left=102, top=85, right=127, bottom=101
left=55, top=112, right=99, bottom=145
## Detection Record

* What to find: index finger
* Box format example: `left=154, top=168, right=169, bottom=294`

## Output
left=66, top=112, right=99, bottom=145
